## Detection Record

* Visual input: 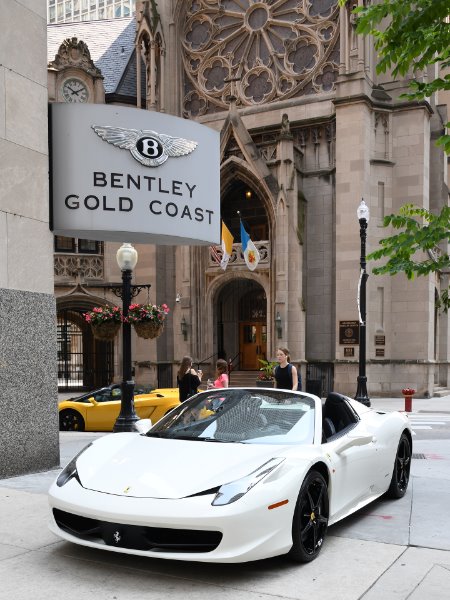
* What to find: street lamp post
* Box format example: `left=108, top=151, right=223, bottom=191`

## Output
left=113, top=243, right=140, bottom=432
left=355, top=200, right=371, bottom=407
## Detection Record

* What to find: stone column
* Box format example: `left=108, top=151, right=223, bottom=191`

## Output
left=0, top=1, right=59, bottom=478
left=275, top=115, right=304, bottom=362
left=334, top=98, right=372, bottom=394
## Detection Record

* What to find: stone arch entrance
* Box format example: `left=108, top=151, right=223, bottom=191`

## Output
left=56, top=297, right=115, bottom=391
left=215, top=278, right=267, bottom=370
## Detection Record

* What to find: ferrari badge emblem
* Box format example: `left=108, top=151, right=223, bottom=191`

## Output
left=113, top=531, right=121, bottom=544
left=92, top=125, right=198, bottom=167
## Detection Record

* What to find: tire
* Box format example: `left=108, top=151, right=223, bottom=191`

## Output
left=386, top=432, right=411, bottom=499
left=59, top=409, right=85, bottom=432
left=288, top=470, right=329, bottom=563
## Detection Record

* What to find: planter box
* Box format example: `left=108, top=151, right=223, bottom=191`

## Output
left=256, top=380, right=275, bottom=388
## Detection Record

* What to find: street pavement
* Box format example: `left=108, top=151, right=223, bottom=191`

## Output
left=1, top=395, right=450, bottom=600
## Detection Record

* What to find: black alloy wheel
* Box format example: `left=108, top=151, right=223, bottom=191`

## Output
left=288, top=470, right=329, bottom=562
left=387, top=432, right=411, bottom=499
left=59, top=409, right=85, bottom=432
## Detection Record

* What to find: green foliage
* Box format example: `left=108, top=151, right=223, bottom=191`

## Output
left=338, top=0, right=450, bottom=153
left=258, top=359, right=277, bottom=381
left=368, top=205, right=450, bottom=311
left=338, top=1, right=450, bottom=310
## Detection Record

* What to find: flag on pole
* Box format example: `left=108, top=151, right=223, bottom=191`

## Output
left=220, top=221, right=234, bottom=270
left=240, top=220, right=260, bottom=271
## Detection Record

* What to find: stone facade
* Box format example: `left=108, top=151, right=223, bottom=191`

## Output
left=1, top=0, right=59, bottom=478
left=48, top=1, right=450, bottom=399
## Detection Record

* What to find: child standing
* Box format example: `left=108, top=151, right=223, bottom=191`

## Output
left=274, top=347, right=298, bottom=391
left=209, top=358, right=229, bottom=388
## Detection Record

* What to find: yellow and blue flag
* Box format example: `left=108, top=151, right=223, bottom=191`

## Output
left=240, top=221, right=260, bottom=271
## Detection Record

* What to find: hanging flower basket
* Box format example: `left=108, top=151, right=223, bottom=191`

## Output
left=91, top=320, right=121, bottom=341
left=84, top=306, right=122, bottom=341
left=126, top=303, right=170, bottom=340
left=133, top=321, right=164, bottom=340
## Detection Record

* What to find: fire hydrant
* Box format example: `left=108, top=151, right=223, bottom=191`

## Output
left=402, top=388, right=416, bottom=413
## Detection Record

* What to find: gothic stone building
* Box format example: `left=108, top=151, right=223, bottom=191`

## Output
left=47, top=0, right=450, bottom=398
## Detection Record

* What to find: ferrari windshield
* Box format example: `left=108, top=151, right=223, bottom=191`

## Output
left=147, top=389, right=315, bottom=444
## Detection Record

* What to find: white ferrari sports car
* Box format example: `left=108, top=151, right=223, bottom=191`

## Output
left=48, top=388, right=412, bottom=563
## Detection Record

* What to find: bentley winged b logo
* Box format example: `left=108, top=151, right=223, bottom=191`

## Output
left=91, top=125, right=198, bottom=167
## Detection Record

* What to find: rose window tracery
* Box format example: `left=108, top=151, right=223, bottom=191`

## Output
left=182, top=0, right=340, bottom=116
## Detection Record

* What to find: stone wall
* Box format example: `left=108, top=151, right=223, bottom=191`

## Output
left=0, top=289, right=59, bottom=477
left=0, top=0, right=59, bottom=478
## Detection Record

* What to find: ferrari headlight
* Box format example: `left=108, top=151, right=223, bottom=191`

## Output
left=56, top=443, right=92, bottom=488
left=212, top=457, right=285, bottom=506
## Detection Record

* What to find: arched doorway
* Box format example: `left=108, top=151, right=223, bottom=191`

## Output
left=57, top=304, right=115, bottom=391
left=216, top=278, right=267, bottom=370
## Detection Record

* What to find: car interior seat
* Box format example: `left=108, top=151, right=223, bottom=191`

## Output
left=322, top=417, right=336, bottom=441
left=323, top=392, right=358, bottom=438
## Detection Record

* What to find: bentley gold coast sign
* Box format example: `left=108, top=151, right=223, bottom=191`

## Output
left=50, top=104, right=220, bottom=245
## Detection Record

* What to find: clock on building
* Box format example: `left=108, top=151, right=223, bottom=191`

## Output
left=62, top=77, right=89, bottom=103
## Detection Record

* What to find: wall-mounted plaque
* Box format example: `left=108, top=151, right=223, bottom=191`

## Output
left=344, top=347, right=355, bottom=357
left=339, top=321, right=359, bottom=345
left=375, top=335, right=385, bottom=346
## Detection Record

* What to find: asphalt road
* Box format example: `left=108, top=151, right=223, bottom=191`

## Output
left=408, top=411, right=450, bottom=440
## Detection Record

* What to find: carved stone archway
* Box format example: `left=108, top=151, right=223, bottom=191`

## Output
left=204, top=271, right=271, bottom=370
left=56, top=295, right=117, bottom=391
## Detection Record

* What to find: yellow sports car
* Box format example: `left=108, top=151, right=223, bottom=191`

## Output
left=58, top=384, right=180, bottom=431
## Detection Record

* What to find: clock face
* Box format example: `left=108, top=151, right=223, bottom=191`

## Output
left=62, top=78, right=89, bottom=103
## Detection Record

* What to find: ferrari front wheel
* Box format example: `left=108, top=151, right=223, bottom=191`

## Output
left=386, top=433, right=411, bottom=499
left=59, top=409, right=85, bottom=432
left=288, top=470, right=329, bottom=563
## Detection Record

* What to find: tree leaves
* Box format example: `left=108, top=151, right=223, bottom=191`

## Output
left=339, top=1, right=450, bottom=309
left=368, top=205, right=450, bottom=311
left=339, top=0, right=450, bottom=80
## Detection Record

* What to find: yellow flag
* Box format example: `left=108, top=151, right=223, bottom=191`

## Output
left=221, top=221, right=234, bottom=270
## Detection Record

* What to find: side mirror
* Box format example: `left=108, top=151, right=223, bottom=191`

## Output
left=335, top=432, right=373, bottom=455
left=88, top=396, right=97, bottom=405
left=135, top=418, right=152, bottom=434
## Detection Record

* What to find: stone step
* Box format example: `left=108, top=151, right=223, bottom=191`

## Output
left=433, top=387, right=450, bottom=398
left=229, top=370, right=260, bottom=387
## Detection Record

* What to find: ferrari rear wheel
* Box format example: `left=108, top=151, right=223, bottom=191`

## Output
left=59, top=409, right=85, bottom=432
left=288, top=470, right=329, bottom=563
left=386, top=433, right=411, bottom=499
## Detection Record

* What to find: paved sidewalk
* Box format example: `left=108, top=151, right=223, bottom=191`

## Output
left=1, top=395, right=449, bottom=600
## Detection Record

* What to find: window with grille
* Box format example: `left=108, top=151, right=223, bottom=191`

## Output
left=54, top=236, right=102, bottom=254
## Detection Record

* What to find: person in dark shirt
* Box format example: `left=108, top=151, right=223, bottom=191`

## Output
left=274, top=347, right=298, bottom=391
left=177, top=355, right=203, bottom=402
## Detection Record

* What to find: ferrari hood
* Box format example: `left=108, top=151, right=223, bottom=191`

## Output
left=76, top=433, right=289, bottom=499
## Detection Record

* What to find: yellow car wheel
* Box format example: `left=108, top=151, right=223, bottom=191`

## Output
left=59, top=409, right=85, bottom=432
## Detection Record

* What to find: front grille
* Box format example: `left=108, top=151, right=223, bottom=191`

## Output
left=53, top=509, right=222, bottom=553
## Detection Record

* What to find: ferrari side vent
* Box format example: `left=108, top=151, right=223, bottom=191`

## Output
left=412, top=453, right=426, bottom=459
